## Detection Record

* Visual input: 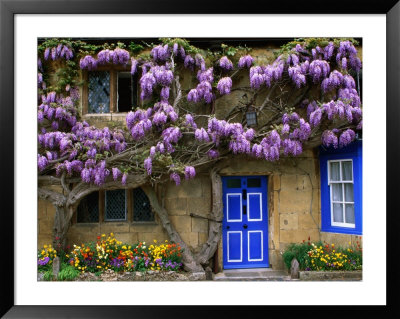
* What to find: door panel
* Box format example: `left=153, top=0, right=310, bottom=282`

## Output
left=222, top=176, right=269, bottom=269
left=248, top=231, right=263, bottom=261
left=226, top=194, right=242, bottom=222
left=247, top=193, right=262, bottom=221
left=227, top=231, right=242, bottom=262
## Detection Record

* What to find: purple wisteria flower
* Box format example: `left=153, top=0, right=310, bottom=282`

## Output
left=339, top=129, right=356, bottom=148
left=249, top=66, right=264, bottom=89
left=219, top=56, right=233, bottom=71
left=170, top=172, right=181, bottom=186
left=184, top=114, right=197, bottom=129
left=184, top=166, right=196, bottom=180
left=217, top=77, right=232, bottom=95
left=195, top=128, right=210, bottom=142
left=144, top=157, right=152, bottom=175
left=309, top=108, right=323, bottom=127
left=151, top=44, right=170, bottom=62
left=37, top=155, right=48, bottom=171
left=140, top=72, right=156, bottom=100
left=153, top=65, right=174, bottom=86
left=309, top=59, right=330, bottom=83
left=79, top=55, right=98, bottom=70
left=195, top=54, right=206, bottom=70
left=207, top=149, right=219, bottom=159
left=321, top=130, right=338, bottom=148
left=131, top=58, right=138, bottom=75
left=121, top=172, right=128, bottom=185
left=238, top=55, right=254, bottom=68
left=112, top=167, right=122, bottom=181
left=184, top=55, right=195, bottom=70
left=160, top=87, right=170, bottom=102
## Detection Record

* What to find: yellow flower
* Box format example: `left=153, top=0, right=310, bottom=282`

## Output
left=43, top=245, right=48, bottom=249
left=101, top=234, right=106, bottom=237
left=110, top=233, right=114, bottom=237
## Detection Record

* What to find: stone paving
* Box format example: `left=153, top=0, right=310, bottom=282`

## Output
left=213, top=268, right=292, bottom=281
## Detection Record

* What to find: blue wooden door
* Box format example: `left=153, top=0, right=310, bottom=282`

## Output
left=222, top=176, right=269, bottom=269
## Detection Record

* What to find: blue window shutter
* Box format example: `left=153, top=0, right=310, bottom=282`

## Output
left=320, top=140, right=362, bottom=235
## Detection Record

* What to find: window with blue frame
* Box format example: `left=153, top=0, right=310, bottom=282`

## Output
left=319, top=140, right=362, bottom=235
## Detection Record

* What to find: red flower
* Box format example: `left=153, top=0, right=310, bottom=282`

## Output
left=308, top=236, right=310, bottom=241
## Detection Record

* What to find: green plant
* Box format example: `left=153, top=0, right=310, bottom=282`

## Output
left=282, top=239, right=319, bottom=270
left=282, top=238, right=363, bottom=271
left=58, top=264, right=80, bottom=281
left=43, top=269, right=53, bottom=281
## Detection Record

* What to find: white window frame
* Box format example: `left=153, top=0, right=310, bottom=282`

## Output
left=104, top=189, right=128, bottom=221
left=327, top=159, right=355, bottom=228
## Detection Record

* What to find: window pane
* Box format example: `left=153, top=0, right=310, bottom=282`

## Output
left=345, top=204, right=355, bottom=224
left=227, top=179, right=241, bottom=188
left=247, top=178, right=261, bottom=188
left=133, top=188, right=154, bottom=222
left=105, top=189, right=126, bottom=220
left=117, top=72, right=135, bottom=112
left=345, top=183, right=354, bottom=202
left=88, top=71, right=110, bottom=113
left=331, top=184, right=343, bottom=201
left=332, top=203, right=344, bottom=223
left=77, top=192, right=99, bottom=223
left=329, top=162, right=340, bottom=181
left=342, top=161, right=353, bottom=181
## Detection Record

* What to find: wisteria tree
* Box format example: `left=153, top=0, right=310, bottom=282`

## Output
left=37, top=38, right=362, bottom=272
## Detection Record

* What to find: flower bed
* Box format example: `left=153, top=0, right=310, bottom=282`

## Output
left=282, top=237, right=362, bottom=272
left=38, top=233, right=184, bottom=281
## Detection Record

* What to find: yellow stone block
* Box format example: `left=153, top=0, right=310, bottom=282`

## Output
left=280, top=229, right=320, bottom=244
left=298, top=212, right=319, bottom=230
left=273, top=174, right=281, bottom=191
left=169, top=215, right=192, bottom=233
left=279, top=188, right=312, bottom=214
left=280, top=212, right=299, bottom=230
left=191, top=217, right=208, bottom=233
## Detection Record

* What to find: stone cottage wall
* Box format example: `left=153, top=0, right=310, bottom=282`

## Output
left=37, top=40, right=362, bottom=271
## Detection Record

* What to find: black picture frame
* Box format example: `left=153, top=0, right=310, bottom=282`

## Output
left=1, top=1, right=399, bottom=317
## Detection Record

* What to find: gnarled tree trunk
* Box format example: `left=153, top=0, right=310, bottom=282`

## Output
left=194, top=168, right=223, bottom=266
left=142, top=185, right=204, bottom=273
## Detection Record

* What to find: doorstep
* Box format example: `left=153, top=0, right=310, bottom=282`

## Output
left=213, top=268, right=291, bottom=281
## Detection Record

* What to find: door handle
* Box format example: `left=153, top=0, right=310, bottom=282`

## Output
left=243, top=224, right=248, bottom=229
left=227, top=226, right=230, bottom=230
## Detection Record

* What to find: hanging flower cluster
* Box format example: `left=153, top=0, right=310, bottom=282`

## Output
left=44, top=44, right=74, bottom=61
left=187, top=67, right=214, bottom=103
left=97, top=48, right=130, bottom=66
left=38, top=38, right=363, bottom=188
left=79, top=48, right=130, bottom=70
left=238, top=55, right=254, bottom=68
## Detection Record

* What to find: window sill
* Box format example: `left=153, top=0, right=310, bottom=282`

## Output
left=83, top=113, right=128, bottom=119
left=131, top=221, right=158, bottom=226
left=321, top=228, right=362, bottom=236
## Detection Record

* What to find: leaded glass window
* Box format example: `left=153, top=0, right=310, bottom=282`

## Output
left=88, top=71, right=110, bottom=113
left=77, top=192, right=99, bottom=223
left=105, top=189, right=127, bottom=221
left=328, top=160, right=355, bottom=227
left=133, top=187, right=154, bottom=222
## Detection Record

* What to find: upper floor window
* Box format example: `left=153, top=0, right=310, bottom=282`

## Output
left=83, top=67, right=138, bottom=115
left=320, top=140, right=362, bottom=235
left=88, top=71, right=110, bottom=113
